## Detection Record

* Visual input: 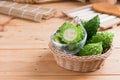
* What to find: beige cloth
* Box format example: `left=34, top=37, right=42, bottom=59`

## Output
left=0, top=1, right=56, bottom=22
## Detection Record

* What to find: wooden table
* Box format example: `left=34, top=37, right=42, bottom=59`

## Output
left=0, top=1, right=120, bottom=80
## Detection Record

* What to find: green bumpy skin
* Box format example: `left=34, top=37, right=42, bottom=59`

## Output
left=66, top=44, right=79, bottom=51
left=83, top=15, right=100, bottom=40
left=59, top=22, right=84, bottom=44
left=78, top=42, right=103, bottom=56
left=87, top=32, right=114, bottom=50
left=81, top=20, right=88, bottom=27
left=76, top=25, right=84, bottom=40
left=53, top=33, right=61, bottom=43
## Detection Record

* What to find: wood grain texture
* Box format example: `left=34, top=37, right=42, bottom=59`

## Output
left=0, top=1, right=119, bottom=80
left=0, top=25, right=119, bottom=49
left=0, top=48, right=119, bottom=75
left=0, top=76, right=120, bottom=80
left=0, top=14, right=12, bottom=25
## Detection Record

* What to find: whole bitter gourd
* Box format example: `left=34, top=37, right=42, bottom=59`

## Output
left=87, top=32, right=114, bottom=50
left=82, top=15, right=100, bottom=40
left=78, top=42, right=103, bottom=56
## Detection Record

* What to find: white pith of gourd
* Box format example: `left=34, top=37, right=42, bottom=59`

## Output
left=63, top=28, right=77, bottom=41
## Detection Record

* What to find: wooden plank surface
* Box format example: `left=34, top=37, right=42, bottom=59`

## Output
left=0, top=76, right=120, bottom=80
left=63, top=5, right=120, bottom=29
left=0, top=48, right=119, bottom=75
left=1, top=76, right=120, bottom=80
left=0, top=1, right=120, bottom=80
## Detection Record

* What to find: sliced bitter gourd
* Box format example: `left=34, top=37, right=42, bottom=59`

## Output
left=53, top=34, right=61, bottom=43
left=59, top=22, right=84, bottom=44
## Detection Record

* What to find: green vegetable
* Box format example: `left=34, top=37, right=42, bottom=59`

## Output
left=53, top=33, right=61, bottom=43
left=52, top=15, right=114, bottom=55
left=87, top=32, right=114, bottom=50
left=59, top=22, right=84, bottom=44
left=76, top=25, right=84, bottom=39
left=82, top=15, right=100, bottom=40
left=78, top=42, right=103, bottom=56
left=81, top=20, right=88, bottom=27
left=66, top=44, right=79, bottom=51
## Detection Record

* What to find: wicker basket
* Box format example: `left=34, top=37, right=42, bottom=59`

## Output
left=49, top=42, right=112, bottom=72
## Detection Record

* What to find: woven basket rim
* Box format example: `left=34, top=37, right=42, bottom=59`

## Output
left=49, top=42, right=112, bottom=61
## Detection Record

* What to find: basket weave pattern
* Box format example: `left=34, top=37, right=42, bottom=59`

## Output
left=49, top=42, right=112, bottom=72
